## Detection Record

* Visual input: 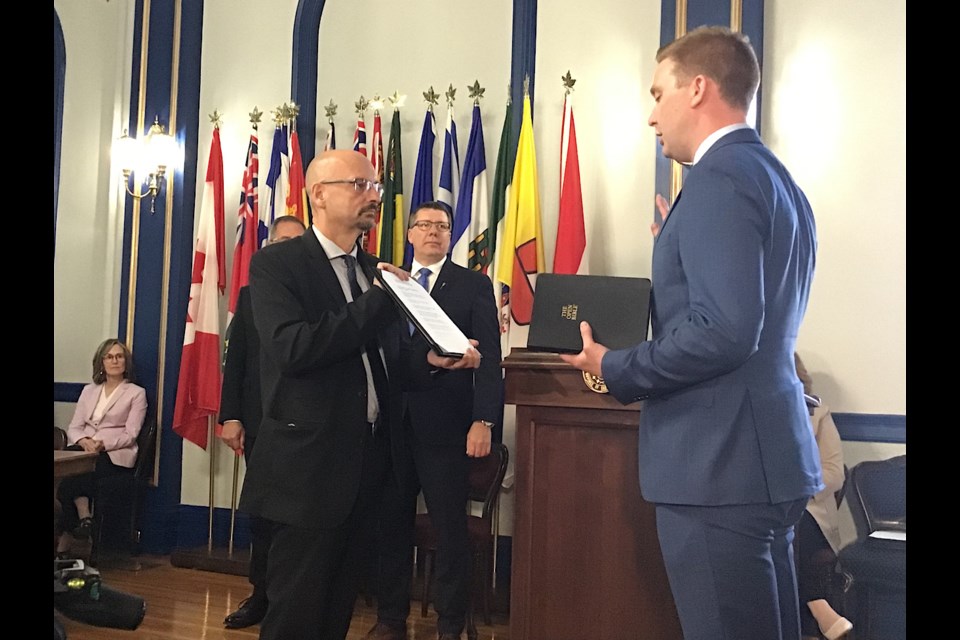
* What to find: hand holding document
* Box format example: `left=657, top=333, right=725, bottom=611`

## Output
left=377, top=269, right=475, bottom=359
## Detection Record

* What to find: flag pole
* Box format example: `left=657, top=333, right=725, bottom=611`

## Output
left=228, top=451, right=240, bottom=555
left=207, top=416, right=216, bottom=553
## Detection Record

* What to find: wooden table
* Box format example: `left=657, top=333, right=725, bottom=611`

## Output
left=54, top=450, right=98, bottom=556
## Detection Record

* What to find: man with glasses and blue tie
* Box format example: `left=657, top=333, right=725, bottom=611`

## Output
left=364, top=201, right=502, bottom=640
left=239, top=150, right=481, bottom=640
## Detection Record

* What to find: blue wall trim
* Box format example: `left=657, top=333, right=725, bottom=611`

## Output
left=177, top=504, right=253, bottom=550
left=291, top=0, right=325, bottom=168
left=833, top=413, right=906, bottom=444
left=54, top=10, right=66, bottom=250
left=53, top=382, right=85, bottom=404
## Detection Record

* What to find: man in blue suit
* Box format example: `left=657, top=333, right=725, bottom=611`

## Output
left=562, top=26, right=822, bottom=640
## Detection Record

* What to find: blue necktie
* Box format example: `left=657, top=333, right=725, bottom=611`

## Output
left=409, top=267, right=431, bottom=335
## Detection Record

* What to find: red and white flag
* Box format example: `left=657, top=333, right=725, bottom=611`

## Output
left=364, top=109, right=384, bottom=254
left=553, top=94, right=586, bottom=274
left=228, top=130, right=259, bottom=319
left=173, top=127, right=226, bottom=450
left=286, top=129, right=309, bottom=228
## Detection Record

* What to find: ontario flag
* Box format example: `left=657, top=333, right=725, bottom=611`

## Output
left=228, top=129, right=259, bottom=319
left=173, top=127, right=226, bottom=450
left=353, top=116, right=367, bottom=157
left=286, top=129, right=309, bottom=227
left=496, top=94, right=544, bottom=327
left=365, top=109, right=384, bottom=254
left=553, top=93, right=586, bottom=274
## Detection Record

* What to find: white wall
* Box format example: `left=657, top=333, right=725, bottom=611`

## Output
left=53, top=0, right=134, bottom=426
left=55, top=0, right=906, bottom=532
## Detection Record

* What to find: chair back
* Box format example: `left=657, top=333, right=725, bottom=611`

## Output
left=467, top=443, right=509, bottom=522
left=846, top=455, right=906, bottom=540
left=54, top=426, right=68, bottom=450
left=132, top=410, right=158, bottom=482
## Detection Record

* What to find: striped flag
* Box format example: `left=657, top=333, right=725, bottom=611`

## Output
left=451, top=103, right=488, bottom=269
left=286, top=129, right=309, bottom=228
left=496, top=94, right=544, bottom=327
left=263, top=124, right=289, bottom=237
left=353, top=116, right=367, bottom=157
left=173, top=127, right=226, bottom=450
left=553, top=94, right=586, bottom=274
left=379, top=108, right=404, bottom=266
left=488, top=102, right=514, bottom=337
left=365, top=109, right=384, bottom=254
left=438, top=105, right=460, bottom=222
left=406, top=108, right=437, bottom=265
left=228, top=129, right=259, bottom=319
left=323, top=120, right=336, bottom=151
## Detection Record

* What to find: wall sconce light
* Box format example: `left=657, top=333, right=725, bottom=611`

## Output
left=115, top=117, right=179, bottom=213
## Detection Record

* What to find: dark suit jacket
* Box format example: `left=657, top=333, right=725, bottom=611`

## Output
left=602, top=127, right=823, bottom=506
left=218, top=286, right=261, bottom=438
left=403, top=260, right=502, bottom=446
left=238, top=230, right=429, bottom=530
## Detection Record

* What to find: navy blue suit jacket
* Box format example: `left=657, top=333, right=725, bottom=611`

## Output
left=602, top=127, right=823, bottom=506
left=403, top=259, right=502, bottom=446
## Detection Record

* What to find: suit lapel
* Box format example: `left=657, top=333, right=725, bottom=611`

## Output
left=302, top=229, right=348, bottom=305
left=100, top=381, right=128, bottom=417
left=431, top=260, right=458, bottom=303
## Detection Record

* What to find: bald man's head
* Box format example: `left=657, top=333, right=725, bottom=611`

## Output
left=306, top=150, right=381, bottom=241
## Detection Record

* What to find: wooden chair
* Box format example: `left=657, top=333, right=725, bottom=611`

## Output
left=90, top=410, right=158, bottom=564
left=415, top=443, right=509, bottom=640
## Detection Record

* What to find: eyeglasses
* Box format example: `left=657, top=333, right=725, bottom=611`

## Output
left=319, top=178, right=384, bottom=199
left=103, top=353, right=125, bottom=362
left=411, top=220, right=452, bottom=232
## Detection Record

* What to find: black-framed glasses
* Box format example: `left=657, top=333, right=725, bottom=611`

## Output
left=411, top=220, right=452, bottom=232
left=319, top=178, right=384, bottom=198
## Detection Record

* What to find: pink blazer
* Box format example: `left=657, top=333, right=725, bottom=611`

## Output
left=66, top=381, right=148, bottom=468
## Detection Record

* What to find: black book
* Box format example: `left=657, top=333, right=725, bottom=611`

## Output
left=527, top=274, right=652, bottom=353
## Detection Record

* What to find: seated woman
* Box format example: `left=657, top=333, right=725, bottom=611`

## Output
left=795, top=353, right=853, bottom=640
left=55, top=339, right=147, bottom=558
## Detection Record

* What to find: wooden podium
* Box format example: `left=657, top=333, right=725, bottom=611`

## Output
left=504, top=349, right=681, bottom=640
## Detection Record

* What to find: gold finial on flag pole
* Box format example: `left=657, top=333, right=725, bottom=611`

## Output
left=270, top=105, right=286, bottom=127
left=562, top=70, right=577, bottom=96
left=468, top=80, right=485, bottom=105
left=423, top=86, right=440, bottom=112
left=388, top=91, right=406, bottom=111
left=445, top=83, right=457, bottom=108
left=248, top=106, right=263, bottom=129
left=208, top=110, right=223, bottom=129
left=286, top=101, right=300, bottom=129
left=354, top=95, right=369, bottom=116
left=324, top=99, right=338, bottom=123
left=370, top=95, right=384, bottom=115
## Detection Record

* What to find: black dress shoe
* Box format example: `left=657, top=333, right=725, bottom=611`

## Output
left=224, top=594, right=267, bottom=629
left=438, top=634, right=462, bottom=640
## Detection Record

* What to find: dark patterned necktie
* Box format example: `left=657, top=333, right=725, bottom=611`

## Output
left=340, top=255, right=389, bottom=421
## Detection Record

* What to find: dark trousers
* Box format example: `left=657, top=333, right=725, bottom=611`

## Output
left=375, top=434, right=470, bottom=636
left=244, top=435, right=276, bottom=600
left=259, top=429, right=389, bottom=640
left=655, top=499, right=808, bottom=640
left=796, top=510, right=838, bottom=636
left=56, top=452, right=133, bottom=532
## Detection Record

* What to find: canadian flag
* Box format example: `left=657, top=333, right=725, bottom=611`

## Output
left=173, top=127, right=226, bottom=450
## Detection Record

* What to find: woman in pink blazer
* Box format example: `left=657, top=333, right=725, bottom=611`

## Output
left=55, top=339, right=147, bottom=557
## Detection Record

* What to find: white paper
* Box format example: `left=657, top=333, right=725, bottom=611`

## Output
left=869, top=529, right=906, bottom=542
left=379, top=270, right=473, bottom=357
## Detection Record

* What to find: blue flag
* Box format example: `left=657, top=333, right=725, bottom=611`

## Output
left=451, top=103, right=487, bottom=268
left=405, top=109, right=437, bottom=265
